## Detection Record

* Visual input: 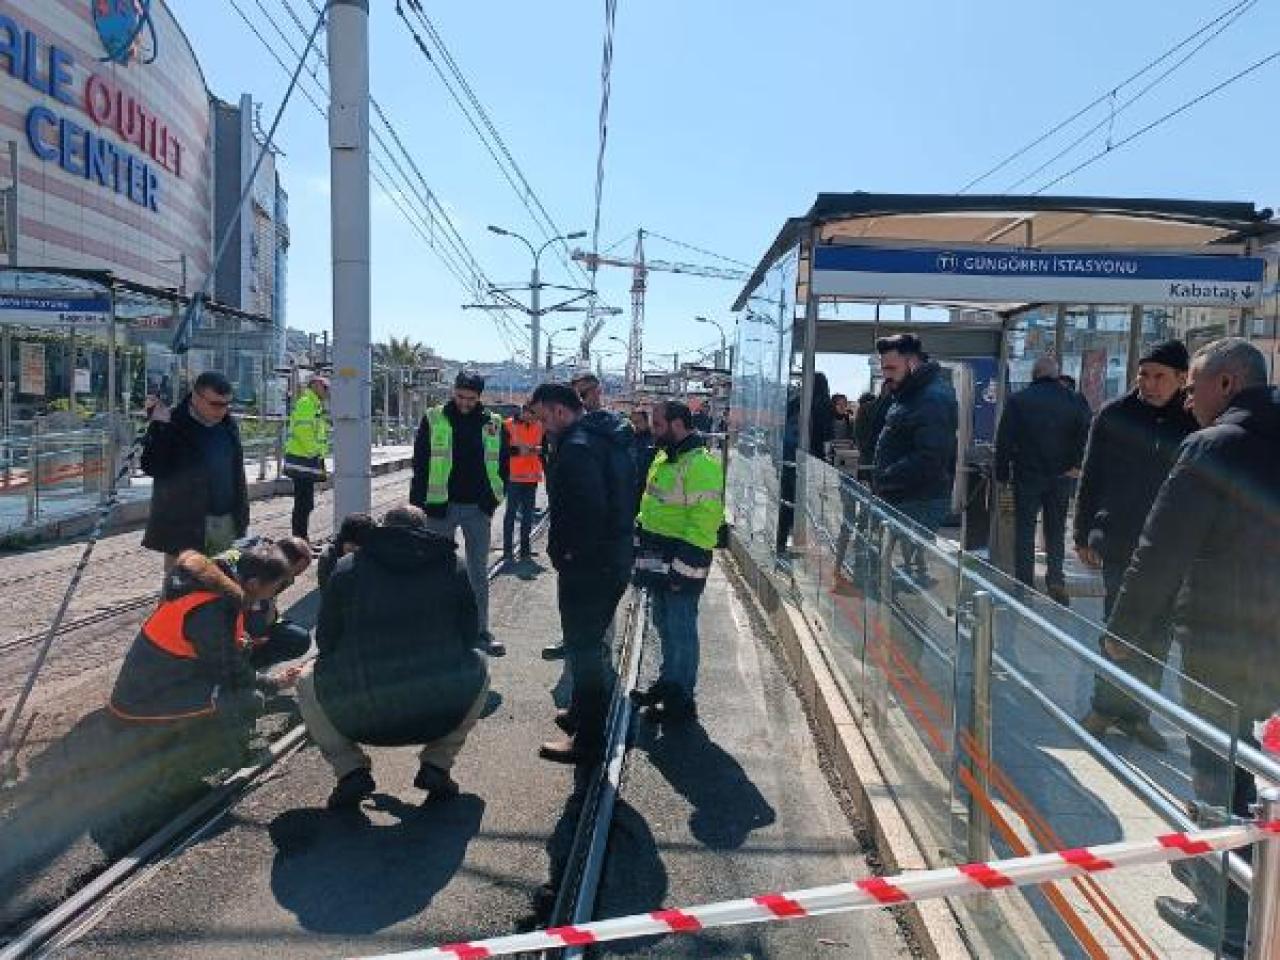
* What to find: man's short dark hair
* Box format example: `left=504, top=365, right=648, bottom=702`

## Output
left=336, top=512, right=375, bottom=548
left=237, top=543, right=292, bottom=586
left=875, top=333, right=924, bottom=358
left=530, top=382, right=583, bottom=411
left=454, top=370, right=485, bottom=393
left=193, top=370, right=232, bottom=396
left=657, top=399, right=693, bottom=429
left=276, top=535, right=311, bottom=568
left=384, top=504, right=428, bottom=529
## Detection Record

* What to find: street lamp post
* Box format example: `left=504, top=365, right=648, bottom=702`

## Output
left=696, top=315, right=729, bottom=370
left=487, top=226, right=587, bottom=375
left=545, top=326, right=576, bottom=373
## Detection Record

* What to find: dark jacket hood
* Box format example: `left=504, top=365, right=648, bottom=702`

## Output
left=165, top=550, right=245, bottom=605
left=360, top=523, right=457, bottom=574
left=578, top=409, right=633, bottom=448
left=1217, top=385, right=1280, bottom=440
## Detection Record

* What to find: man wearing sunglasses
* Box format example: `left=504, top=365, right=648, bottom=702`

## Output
left=141, top=370, right=250, bottom=575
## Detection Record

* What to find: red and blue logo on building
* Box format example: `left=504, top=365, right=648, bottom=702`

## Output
left=91, top=0, right=157, bottom=66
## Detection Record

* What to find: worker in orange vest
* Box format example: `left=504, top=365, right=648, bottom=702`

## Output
left=503, top=403, right=545, bottom=564
left=108, top=543, right=296, bottom=785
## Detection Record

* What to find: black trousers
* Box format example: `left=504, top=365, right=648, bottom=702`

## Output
left=248, top=618, right=312, bottom=670
left=776, top=464, right=797, bottom=553
left=1090, top=558, right=1174, bottom=724
left=558, top=570, right=628, bottom=753
left=291, top=477, right=316, bottom=540
left=1013, top=474, right=1071, bottom=589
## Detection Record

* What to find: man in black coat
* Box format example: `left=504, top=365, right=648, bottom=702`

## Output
left=1076, top=340, right=1198, bottom=750
left=530, top=383, right=635, bottom=765
left=1103, top=339, right=1280, bottom=954
left=872, top=335, right=958, bottom=581
left=995, top=355, right=1093, bottom=604
left=296, top=505, right=489, bottom=809
left=140, top=371, right=250, bottom=571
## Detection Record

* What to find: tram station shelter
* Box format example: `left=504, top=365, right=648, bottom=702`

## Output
left=726, top=193, right=1280, bottom=557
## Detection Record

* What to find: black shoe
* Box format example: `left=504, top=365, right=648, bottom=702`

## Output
left=326, top=767, right=375, bottom=810
left=642, top=697, right=697, bottom=724
left=1118, top=717, right=1169, bottom=752
left=541, top=643, right=566, bottom=661
left=479, top=632, right=506, bottom=658
left=553, top=708, right=577, bottom=734
left=413, top=762, right=460, bottom=802
left=538, top=736, right=602, bottom=766
left=1155, top=896, right=1244, bottom=957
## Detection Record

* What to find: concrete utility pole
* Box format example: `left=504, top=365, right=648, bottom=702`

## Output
left=328, top=0, right=372, bottom=518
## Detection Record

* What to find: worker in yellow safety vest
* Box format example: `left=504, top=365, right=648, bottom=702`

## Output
left=632, top=399, right=725, bottom=723
left=409, top=370, right=509, bottom=656
left=503, top=404, right=544, bottom=564
left=283, top=375, right=330, bottom=540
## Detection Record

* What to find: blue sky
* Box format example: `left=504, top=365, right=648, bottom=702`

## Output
left=173, top=0, right=1280, bottom=395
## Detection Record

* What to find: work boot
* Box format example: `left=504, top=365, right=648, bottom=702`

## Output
left=413, top=762, right=460, bottom=802
left=326, top=767, right=375, bottom=810
left=541, top=643, right=566, bottom=661
left=1079, top=711, right=1115, bottom=738
left=538, top=736, right=602, bottom=766
left=1155, top=896, right=1244, bottom=958
left=1046, top=583, right=1071, bottom=607
left=629, top=681, right=675, bottom=709
left=553, top=708, right=577, bottom=734
left=1119, top=717, right=1169, bottom=752
left=479, top=632, right=506, bottom=658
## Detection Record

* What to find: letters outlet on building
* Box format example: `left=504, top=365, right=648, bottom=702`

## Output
left=0, top=0, right=288, bottom=339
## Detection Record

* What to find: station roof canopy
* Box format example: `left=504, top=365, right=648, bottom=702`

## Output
left=732, top=192, right=1280, bottom=314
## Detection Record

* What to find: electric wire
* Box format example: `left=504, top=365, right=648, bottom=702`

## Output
left=957, top=0, right=1256, bottom=194
left=1004, top=0, right=1256, bottom=193
left=644, top=230, right=751, bottom=268
left=1032, top=44, right=1280, bottom=194
left=589, top=0, right=620, bottom=287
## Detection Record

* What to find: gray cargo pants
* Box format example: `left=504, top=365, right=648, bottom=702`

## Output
left=424, top=503, right=494, bottom=635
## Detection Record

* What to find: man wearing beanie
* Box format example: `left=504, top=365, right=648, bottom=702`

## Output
left=1076, top=339, right=1198, bottom=750
left=410, top=370, right=509, bottom=657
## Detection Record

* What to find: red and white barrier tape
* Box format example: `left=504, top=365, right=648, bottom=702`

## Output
left=348, top=820, right=1280, bottom=960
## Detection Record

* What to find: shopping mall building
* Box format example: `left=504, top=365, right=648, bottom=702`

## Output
left=0, top=0, right=286, bottom=426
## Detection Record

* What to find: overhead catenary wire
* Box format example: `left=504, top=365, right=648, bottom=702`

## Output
left=957, top=0, right=1256, bottom=194
left=234, top=0, right=529, bottom=357
left=588, top=0, right=620, bottom=288
left=1032, top=44, right=1280, bottom=194
left=1004, top=0, right=1256, bottom=193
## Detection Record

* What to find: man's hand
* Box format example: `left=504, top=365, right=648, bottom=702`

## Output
left=1103, top=636, right=1129, bottom=661
left=144, top=395, right=170, bottom=423
left=1075, top=544, right=1102, bottom=568
left=268, top=664, right=304, bottom=691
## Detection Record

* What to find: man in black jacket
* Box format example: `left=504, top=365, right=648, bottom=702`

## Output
left=872, top=335, right=958, bottom=581
left=296, top=505, right=489, bottom=809
left=141, top=371, right=250, bottom=571
left=409, top=371, right=510, bottom=657
left=995, top=355, right=1093, bottom=604
left=1103, top=339, right=1279, bottom=954
left=1076, top=340, right=1198, bottom=749
left=530, top=383, right=635, bottom=765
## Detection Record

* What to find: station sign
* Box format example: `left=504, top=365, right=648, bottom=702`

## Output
left=812, top=245, right=1265, bottom=308
left=0, top=292, right=110, bottom=327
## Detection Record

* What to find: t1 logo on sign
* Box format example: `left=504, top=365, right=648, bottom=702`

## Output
left=91, top=0, right=157, bottom=66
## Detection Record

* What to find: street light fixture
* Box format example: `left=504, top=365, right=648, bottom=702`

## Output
left=482, top=225, right=589, bottom=374
left=545, top=325, right=577, bottom=372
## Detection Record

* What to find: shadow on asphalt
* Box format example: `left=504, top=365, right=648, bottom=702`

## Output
left=637, top=719, right=777, bottom=850
left=268, top=792, right=486, bottom=934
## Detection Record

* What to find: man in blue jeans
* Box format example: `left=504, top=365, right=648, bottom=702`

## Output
left=871, top=334, right=958, bottom=586
left=632, top=401, right=725, bottom=722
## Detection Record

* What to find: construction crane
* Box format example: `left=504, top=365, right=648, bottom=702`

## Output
left=573, top=228, right=749, bottom=390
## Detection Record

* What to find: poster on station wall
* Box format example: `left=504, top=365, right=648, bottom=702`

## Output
left=19, top=342, right=45, bottom=396
left=1080, top=348, right=1108, bottom=411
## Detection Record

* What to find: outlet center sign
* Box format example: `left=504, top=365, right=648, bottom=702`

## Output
left=0, top=6, right=181, bottom=214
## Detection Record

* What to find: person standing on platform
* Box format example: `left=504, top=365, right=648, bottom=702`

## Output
left=409, top=371, right=509, bottom=658
left=283, top=375, right=330, bottom=540
left=632, top=401, right=725, bottom=722
left=529, top=383, right=635, bottom=765
left=1076, top=340, right=1198, bottom=750
left=141, top=371, right=250, bottom=573
left=503, top=404, right=544, bottom=564
left=629, top=409, right=658, bottom=514
left=995, top=355, right=1092, bottom=606
left=831, top=393, right=855, bottom=443
left=871, top=335, right=958, bottom=583
left=1102, top=339, right=1280, bottom=955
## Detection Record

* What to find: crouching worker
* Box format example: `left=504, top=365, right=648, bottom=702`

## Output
left=295, top=504, right=490, bottom=809
left=226, top=534, right=314, bottom=670
left=108, top=543, right=295, bottom=793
